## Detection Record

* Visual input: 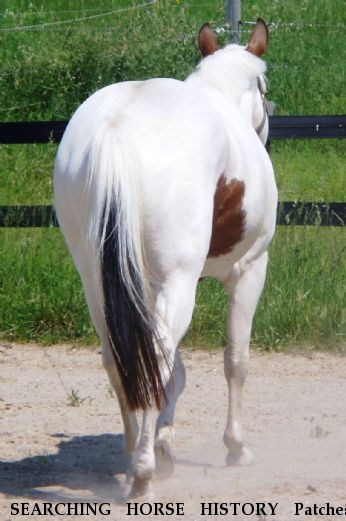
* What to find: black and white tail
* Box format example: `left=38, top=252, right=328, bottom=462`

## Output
left=88, top=124, right=165, bottom=411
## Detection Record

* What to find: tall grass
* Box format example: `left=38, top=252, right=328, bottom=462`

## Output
left=0, top=0, right=345, bottom=118
left=0, top=229, right=95, bottom=344
left=0, top=0, right=345, bottom=350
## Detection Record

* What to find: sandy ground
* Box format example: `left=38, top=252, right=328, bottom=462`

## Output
left=0, top=343, right=345, bottom=521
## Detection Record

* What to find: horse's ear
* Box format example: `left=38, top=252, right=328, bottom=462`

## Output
left=246, top=18, right=268, bottom=56
left=198, top=23, right=219, bottom=57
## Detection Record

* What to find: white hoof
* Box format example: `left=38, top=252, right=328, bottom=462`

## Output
left=129, top=476, right=154, bottom=500
left=131, top=450, right=155, bottom=479
left=156, top=425, right=176, bottom=444
left=154, top=439, right=174, bottom=479
left=125, top=468, right=134, bottom=485
left=226, top=445, right=253, bottom=466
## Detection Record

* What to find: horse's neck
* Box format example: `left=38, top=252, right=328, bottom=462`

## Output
left=185, top=70, right=263, bottom=186
left=185, top=73, right=251, bottom=139
left=185, top=69, right=240, bottom=105
left=185, top=47, right=265, bottom=132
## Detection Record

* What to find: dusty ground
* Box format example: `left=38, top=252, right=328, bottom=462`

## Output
left=0, top=343, right=345, bottom=521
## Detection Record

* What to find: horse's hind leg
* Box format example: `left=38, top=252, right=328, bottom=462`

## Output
left=75, top=252, right=140, bottom=471
left=155, top=348, right=186, bottom=478
left=76, top=261, right=140, bottom=488
left=102, top=343, right=139, bottom=461
left=223, top=252, right=268, bottom=466
left=130, top=271, right=200, bottom=497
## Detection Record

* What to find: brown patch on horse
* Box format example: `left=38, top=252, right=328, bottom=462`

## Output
left=207, top=177, right=246, bottom=258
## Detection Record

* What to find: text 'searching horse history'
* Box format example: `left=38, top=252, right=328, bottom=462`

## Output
left=53, top=19, right=277, bottom=499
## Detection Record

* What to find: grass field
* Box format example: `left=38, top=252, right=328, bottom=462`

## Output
left=0, top=0, right=345, bottom=350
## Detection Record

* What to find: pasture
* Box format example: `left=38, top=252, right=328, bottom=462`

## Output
left=0, top=0, right=345, bottom=350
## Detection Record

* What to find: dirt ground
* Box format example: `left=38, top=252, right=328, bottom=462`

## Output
left=0, top=343, right=345, bottom=521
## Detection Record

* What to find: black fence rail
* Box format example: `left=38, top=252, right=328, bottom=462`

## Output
left=1, top=116, right=345, bottom=227
left=269, top=115, right=345, bottom=139
left=1, top=202, right=345, bottom=228
left=0, top=115, right=345, bottom=144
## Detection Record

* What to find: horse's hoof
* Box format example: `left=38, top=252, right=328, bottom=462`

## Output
left=226, top=446, right=253, bottom=466
left=125, top=467, right=134, bottom=485
left=154, top=439, right=174, bottom=479
left=129, top=476, right=154, bottom=501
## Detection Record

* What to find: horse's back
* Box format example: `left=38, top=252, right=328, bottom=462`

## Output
left=57, top=78, right=226, bottom=172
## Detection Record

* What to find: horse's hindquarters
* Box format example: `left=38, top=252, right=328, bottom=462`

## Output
left=53, top=78, right=232, bottom=495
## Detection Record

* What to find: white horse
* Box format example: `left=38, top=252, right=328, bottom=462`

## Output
left=53, top=19, right=277, bottom=498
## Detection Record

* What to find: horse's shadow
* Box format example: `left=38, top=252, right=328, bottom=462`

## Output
left=0, top=433, right=128, bottom=503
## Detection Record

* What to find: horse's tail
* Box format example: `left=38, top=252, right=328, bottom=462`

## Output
left=88, top=123, right=165, bottom=411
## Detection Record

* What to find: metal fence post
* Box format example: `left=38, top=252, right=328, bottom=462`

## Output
left=226, top=0, right=241, bottom=43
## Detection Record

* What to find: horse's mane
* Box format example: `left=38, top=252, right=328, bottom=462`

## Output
left=186, top=44, right=266, bottom=103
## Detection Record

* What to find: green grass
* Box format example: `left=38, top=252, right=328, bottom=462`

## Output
left=0, top=144, right=56, bottom=204
left=0, top=0, right=345, bottom=118
left=0, top=0, right=345, bottom=350
left=271, top=140, right=345, bottom=202
left=0, top=229, right=95, bottom=344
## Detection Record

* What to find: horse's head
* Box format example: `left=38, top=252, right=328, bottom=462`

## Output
left=197, top=19, right=270, bottom=148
